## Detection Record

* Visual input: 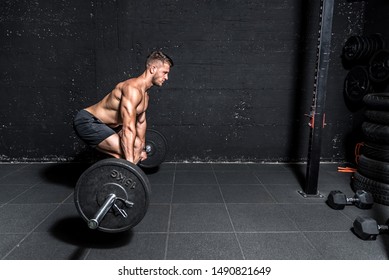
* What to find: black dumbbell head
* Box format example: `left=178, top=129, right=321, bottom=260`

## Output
left=353, top=216, right=379, bottom=240
left=354, top=190, right=374, bottom=209
left=327, top=190, right=347, bottom=210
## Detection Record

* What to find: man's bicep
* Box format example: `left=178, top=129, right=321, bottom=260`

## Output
left=121, top=98, right=136, bottom=121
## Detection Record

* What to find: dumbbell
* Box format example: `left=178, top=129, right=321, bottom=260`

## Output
left=353, top=216, right=389, bottom=240
left=326, top=190, right=373, bottom=210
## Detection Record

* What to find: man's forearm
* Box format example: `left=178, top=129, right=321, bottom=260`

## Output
left=120, top=128, right=136, bottom=162
left=137, top=120, right=147, bottom=149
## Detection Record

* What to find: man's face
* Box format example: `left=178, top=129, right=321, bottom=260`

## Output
left=151, top=62, right=171, bottom=87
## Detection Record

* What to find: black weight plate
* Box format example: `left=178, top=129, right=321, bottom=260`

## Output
left=75, top=158, right=151, bottom=232
left=344, top=66, right=370, bottom=103
left=365, top=37, right=374, bottom=59
left=371, top=33, right=385, bottom=50
left=367, top=36, right=377, bottom=60
left=343, top=36, right=360, bottom=60
left=359, top=36, right=369, bottom=60
left=139, top=129, right=168, bottom=169
left=369, top=34, right=385, bottom=55
left=369, top=49, right=389, bottom=82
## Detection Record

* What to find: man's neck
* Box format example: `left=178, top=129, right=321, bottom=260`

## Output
left=133, top=71, right=153, bottom=93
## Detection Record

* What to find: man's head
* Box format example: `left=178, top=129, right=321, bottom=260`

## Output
left=146, top=51, right=174, bottom=87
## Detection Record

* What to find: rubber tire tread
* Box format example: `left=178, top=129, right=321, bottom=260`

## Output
left=362, top=142, right=389, bottom=162
left=363, top=93, right=389, bottom=110
left=362, top=122, right=389, bottom=144
left=358, top=154, right=389, bottom=184
left=352, top=171, right=389, bottom=205
left=364, top=110, right=389, bottom=125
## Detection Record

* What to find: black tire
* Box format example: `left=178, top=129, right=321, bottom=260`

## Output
left=361, top=122, right=389, bottom=144
left=352, top=171, right=389, bottom=205
left=362, top=142, right=389, bottom=162
left=358, top=154, right=389, bottom=184
left=364, top=110, right=389, bottom=125
left=363, top=93, right=389, bottom=110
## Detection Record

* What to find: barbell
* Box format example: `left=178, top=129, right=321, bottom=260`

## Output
left=74, top=129, right=167, bottom=232
left=138, top=129, right=168, bottom=169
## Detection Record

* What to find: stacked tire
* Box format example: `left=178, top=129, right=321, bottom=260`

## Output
left=353, top=93, right=389, bottom=205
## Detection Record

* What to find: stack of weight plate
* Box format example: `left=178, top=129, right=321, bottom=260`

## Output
left=353, top=93, right=389, bottom=205
left=368, top=49, right=389, bottom=83
left=343, top=34, right=387, bottom=105
left=343, top=34, right=386, bottom=62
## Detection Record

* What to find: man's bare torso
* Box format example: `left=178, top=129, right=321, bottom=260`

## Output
left=85, top=78, right=149, bottom=127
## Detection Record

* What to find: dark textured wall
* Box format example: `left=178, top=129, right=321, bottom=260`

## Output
left=1, top=1, right=95, bottom=161
left=364, top=0, right=389, bottom=35
left=0, top=0, right=366, bottom=162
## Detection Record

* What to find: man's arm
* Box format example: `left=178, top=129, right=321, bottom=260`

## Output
left=120, top=86, right=141, bottom=163
left=136, top=111, right=147, bottom=151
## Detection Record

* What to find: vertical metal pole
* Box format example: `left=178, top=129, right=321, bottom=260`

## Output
left=304, top=0, right=334, bottom=195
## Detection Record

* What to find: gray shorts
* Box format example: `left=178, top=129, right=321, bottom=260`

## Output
left=73, top=110, right=116, bottom=148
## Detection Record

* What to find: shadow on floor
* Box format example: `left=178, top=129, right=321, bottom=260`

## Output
left=284, top=163, right=306, bottom=188
left=50, top=217, right=133, bottom=251
left=41, top=163, right=91, bottom=187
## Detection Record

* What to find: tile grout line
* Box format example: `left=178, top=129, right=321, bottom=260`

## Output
left=163, top=163, right=176, bottom=260
left=1, top=190, right=76, bottom=260
left=0, top=165, right=28, bottom=180
left=212, top=164, right=246, bottom=260
left=253, top=167, right=324, bottom=258
left=252, top=168, right=325, bottom=259
left=1, top=200, right=65, bottom=260
left=299, top=232, right=327, bottom=259
left=274, top=199, right=337, bottom=259
left=1, top=179, right=44, bottom=208
left=64, top=192, right=92, bottom=260
left=252, top=171, right=279, bottom=203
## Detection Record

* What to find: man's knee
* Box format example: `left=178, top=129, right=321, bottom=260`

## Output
left=96, top=145, right=123, bottom=159
left=96, top=134, right=123, bottom=158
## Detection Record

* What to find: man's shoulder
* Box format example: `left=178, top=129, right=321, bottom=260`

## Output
left=118, top=80, right=143, bottom=102
left=120, top=79, right=141, bottom=93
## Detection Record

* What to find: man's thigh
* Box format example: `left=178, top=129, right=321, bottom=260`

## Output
left=73, top=110, right=116, bottom=148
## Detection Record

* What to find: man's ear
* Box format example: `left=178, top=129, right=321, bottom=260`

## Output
left=150, top=65, right=156, bottom=74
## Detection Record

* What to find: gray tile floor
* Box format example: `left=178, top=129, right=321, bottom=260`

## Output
left=0, top=162, right=388, bottom=260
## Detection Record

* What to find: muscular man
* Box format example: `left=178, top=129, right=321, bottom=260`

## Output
left=73, top=51, right=173, bottom=164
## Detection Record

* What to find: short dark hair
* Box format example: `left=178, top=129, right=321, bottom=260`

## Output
left=146, top=51, right=174, bottom=68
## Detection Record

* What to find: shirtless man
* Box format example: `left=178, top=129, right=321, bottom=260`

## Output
left=73, top=51, right=173, bottom=164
